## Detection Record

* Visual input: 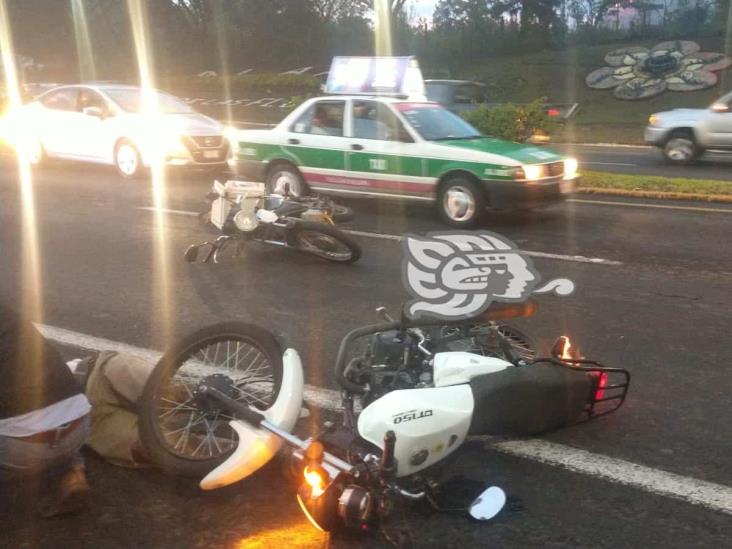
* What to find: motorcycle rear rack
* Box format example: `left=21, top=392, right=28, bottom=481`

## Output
left=536, top=357, right=631, bottom=420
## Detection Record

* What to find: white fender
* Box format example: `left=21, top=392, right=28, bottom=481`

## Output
left=199, top=348, right=304, bottom=490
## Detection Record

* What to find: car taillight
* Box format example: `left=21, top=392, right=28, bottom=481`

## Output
left=547, top=108, right=561, bottom=117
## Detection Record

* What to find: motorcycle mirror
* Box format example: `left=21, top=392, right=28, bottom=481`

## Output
left=469, top=486, right=506, bottom=521
left=184, top=245, right=199, bottom=263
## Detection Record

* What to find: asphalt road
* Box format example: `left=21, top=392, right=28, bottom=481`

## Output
left=0, top=158, right=731, bottom=548
left=552, top=143, right=732, bottom=181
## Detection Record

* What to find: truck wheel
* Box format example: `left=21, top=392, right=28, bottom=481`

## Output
left=663, top=131, right=701, bottom=165
left=437, top=176, right=485, bottom=228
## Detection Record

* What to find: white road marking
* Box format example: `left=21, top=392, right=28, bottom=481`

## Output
left=343, top=230, right=621, bottom=265
left=569, top=198, right=732, bottom=214
left=494, top=439, right=732, bottom=515
left=136, top=207, right=622, bottom=266
left=137, top=206, right=198, bottom=217
left=37, top=323, right=341, bottom=410
left=39, top=322, right=732, bottom=515
left=582, top=161, right=637, bottom=167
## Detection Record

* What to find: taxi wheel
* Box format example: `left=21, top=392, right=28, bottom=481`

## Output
left=266, top=164, right=307, bottom=197
left=438, top=177, right=485, bottom=228
left=115, top=141, right=145, bottom=179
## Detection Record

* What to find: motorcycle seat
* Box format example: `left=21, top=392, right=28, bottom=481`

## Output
left=468, top=362, right=591, bottom=436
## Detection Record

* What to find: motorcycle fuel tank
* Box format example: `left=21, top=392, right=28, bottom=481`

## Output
left=432, top=352, right=512, bottom=387
left=357, top=385, right=474, bottom=477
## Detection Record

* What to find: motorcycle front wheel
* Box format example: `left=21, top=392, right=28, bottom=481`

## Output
left=139, top=322, right=284, bottom=478
left=291, top=221, right=362, bottom=263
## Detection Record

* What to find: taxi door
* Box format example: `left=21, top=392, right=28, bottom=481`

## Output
left=344, top=100, right=429, bottom=200
left=283, top=99, right=349, bottom=188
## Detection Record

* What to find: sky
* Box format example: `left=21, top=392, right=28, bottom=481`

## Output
left=408, top=0, right=437, bottom=20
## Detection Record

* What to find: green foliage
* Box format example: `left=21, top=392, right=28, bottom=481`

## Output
left=462, top=98, right=554, bottom=142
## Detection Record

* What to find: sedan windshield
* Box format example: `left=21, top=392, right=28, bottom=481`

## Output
left=104, top=89, right=194, bottom=114
left=395, top=103, right=482, bottom=141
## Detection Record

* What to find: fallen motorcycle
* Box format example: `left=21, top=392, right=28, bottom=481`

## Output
left=185, top=179, right=361, bottom=264
left=139, top=302, right=629, bottom=545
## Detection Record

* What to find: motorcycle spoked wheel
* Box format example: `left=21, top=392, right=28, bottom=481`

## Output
left=290, top=221, right=362, bottom=263
left=139, top=322, right=284, bottom=478
left=435, top=323, right=537, bottom=363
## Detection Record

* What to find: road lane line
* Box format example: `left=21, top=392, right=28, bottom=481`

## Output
left=136, top=208, right=622, bottom=266
left=137, top=206, right=199, bottom=217
left=582, top=162, right=637, bottom=167
left=39, top=322, right=732, bottom=515
left=568, top=199, right=732, bottom=213
left=494, top=439, right=732, bottom=515
left=37, top=323, right=341, bottom=410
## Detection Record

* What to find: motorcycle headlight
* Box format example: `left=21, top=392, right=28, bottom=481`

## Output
left=564, top=157, right=578, bottom=179
left=296, top=465, right=340, bottom=532
left=233, top=209, right=259, bottom=232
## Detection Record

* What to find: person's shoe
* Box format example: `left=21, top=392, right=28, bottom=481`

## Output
left=37, top=464, right=90, bottom=518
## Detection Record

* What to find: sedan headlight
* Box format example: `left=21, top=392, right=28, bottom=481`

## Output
left=563, top=157, right=578, bottom=179
left=648, top=114, right=660, bottom=126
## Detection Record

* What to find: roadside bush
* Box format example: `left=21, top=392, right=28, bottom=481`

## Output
left=462, top=98, right=554, bottom=143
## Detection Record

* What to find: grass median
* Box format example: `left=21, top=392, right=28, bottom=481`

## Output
left=578, top=170, right=732, bottom=203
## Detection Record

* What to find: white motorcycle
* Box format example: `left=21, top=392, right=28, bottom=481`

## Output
left=139, top=303, right=629, bottom=545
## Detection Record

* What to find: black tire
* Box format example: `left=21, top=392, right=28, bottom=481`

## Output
left=114, top=140, right=146, bottom=179
left=139, top=322, right=284, bottom=478
left=437, top=176, right=486, bottom=228
left=663, top=130, right=702, bottom=165
left=266, top=163, right=308, bottom=197
left=327, top=203, right=355, bottom=224
left=290, top=221, right=361, bottom=263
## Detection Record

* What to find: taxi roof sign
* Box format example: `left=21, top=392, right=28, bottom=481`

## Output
left=324, top=56, right=426, bottom=99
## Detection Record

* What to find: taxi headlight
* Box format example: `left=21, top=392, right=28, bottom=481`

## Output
left=522, top=164, right=543, bottom=181
left=564, top=157, right=578, bottom=179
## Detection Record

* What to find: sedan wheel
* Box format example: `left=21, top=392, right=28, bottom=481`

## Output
left=116, top=142, right=142, bottom=178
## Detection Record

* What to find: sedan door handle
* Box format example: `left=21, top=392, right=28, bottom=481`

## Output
left=351, top=144, right=364, bottom=151
left=288, top=138, right=300, bottom=145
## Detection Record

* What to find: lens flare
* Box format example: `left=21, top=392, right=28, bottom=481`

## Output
left=71, top=0, right=96, bottom=82
left=126, top=0, right=174, bottom=349
left=0, top=0, right=44, bottom=373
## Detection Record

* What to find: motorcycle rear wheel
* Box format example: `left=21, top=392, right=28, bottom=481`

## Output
left=291, top=221, right=362, bottom=263
left=139, top=322, right=284, bottom=478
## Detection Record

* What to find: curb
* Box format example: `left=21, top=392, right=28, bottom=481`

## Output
left=577, top=187, right=732, bottom=204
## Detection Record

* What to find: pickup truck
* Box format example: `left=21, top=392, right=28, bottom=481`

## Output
left=645, top=91, right=732, bottom=164
left=424, top=79, right=579, bottom=120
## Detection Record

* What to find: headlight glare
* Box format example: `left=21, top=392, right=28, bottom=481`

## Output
left=522, top=164, right=543, bottom=181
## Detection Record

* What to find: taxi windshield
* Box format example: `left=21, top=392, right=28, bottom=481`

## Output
left=104, top=89, right=194, bottom=114
left=395, top=103, right=483, bottom=141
